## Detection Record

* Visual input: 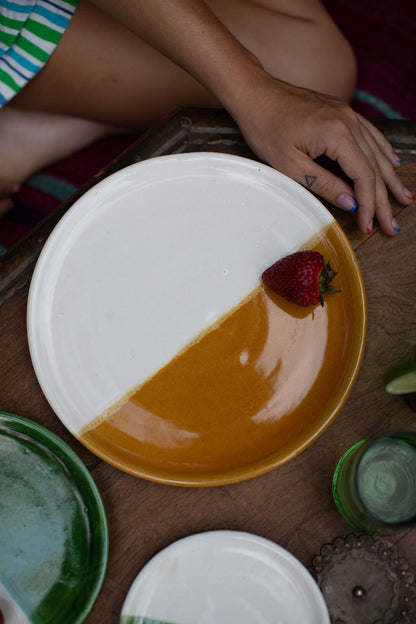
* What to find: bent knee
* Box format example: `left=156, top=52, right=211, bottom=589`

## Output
left=264, top=17, right=358, bottom=102
left=247, top=0, right=358, bottom=101
left=210, top=0, right=358, bottom=102
left=209, top=0, right=358, bottom=102
left=317, top=24, right=357, bottom=102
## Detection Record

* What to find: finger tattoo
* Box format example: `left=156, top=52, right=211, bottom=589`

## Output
left=305, top=175, right=317, bottom=188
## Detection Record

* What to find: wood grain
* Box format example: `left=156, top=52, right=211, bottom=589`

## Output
left=0, top=110, right=415, bottom=622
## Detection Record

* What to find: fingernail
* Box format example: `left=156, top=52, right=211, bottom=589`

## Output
left=336, top=193, right=358, bottom=212
left=392, top=218, right=400, bottom=232
left=403, top=187, right=415, bottom=200
left=367, top=220, right=373, bottom=235
left=394, top=154, right=402, bottom=164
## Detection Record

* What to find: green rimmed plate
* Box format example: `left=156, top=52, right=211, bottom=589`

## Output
left=0, top=412, right=108, bottom=624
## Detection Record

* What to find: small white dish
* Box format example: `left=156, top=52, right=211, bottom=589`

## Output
left=119, top=531, right=330, bottom=624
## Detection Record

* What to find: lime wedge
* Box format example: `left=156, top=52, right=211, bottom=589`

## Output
left=385, top=361, right=416, bottom=395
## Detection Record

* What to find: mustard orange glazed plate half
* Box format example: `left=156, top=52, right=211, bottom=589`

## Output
left=27, top=153, right=367, bottom=486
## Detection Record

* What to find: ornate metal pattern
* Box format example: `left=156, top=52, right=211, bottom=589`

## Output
left=309, top=534, right=416, bottom=623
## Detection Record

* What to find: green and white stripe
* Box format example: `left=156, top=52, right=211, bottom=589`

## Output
left=0, top=0, right=78, bottom=106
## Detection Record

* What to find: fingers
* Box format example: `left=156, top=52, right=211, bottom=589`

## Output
left=340, top=120, right=414, bottom=235
left=340, top=121, right=397, bottom=235
left=283, top=137, right=405, bottom=237
left=283, top=149, right=359, bottom=214
left=354, top=118, right=414, bottom=207
left=357, top=114, right=402, bottom=167
left=306, top=112, right=412, bottom=236
left=235, top=77, right=412, bottom=236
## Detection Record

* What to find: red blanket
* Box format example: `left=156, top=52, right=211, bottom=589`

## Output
left=323, top=0, right=416, bottom=119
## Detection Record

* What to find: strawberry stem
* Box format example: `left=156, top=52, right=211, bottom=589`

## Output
left=319, top=258, right=340, bottom=305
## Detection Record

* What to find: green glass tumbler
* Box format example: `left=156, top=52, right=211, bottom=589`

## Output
left=333, top=432, right=416, bottom=534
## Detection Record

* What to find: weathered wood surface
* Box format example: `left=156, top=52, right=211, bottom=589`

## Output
left=0, top=109, right=415, bottom=622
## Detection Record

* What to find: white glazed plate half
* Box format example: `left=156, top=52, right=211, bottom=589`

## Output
left=119, top=531, right=330, bottom=624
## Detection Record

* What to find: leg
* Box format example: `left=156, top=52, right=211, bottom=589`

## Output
left=0, top=105, right=123, bottom=217
left=207, top=0, right=356, bottom=102
left=13, top=0, right=356, bottom=123
left=0, top=0, right=356, bottom=204
left=0, top=106, right=122, bottom=184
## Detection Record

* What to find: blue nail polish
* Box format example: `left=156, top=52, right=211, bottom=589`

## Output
left=336, top=193, right=358, bottom=212
left=349, top=197, right=358, bottom=212
left=392, top=218, right=400, bottom=232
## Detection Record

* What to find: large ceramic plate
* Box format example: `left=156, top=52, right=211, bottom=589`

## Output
left=27, top=153, right=366, bottom=486
left=119, top=531, right=330, bottom=623
left=0, top=412, right=108, bottom=624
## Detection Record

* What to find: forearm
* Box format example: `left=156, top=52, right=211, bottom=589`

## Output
left=87, top=0, right=410, bottom=238
left=88, top=0, right=264, bottom=110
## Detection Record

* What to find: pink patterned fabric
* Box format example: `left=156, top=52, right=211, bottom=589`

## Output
left=323, top=0, right=416, bottom=119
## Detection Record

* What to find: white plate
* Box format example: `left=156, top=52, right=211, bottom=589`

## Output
left=119, top=531, right=330, bottom=624
left=26, top=152, right=365, bottom=484
left=27, top=153, right=333, bottom=434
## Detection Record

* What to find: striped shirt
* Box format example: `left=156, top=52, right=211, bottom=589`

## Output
left=0, top=0, right=78, bottom=106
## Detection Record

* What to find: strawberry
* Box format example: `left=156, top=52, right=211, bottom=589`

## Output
left=261, top=250, right=339, bottom=307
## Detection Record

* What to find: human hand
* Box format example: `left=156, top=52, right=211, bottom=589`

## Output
left=100, top=0, right=412, bottom=235
left=231, top=75, right=414, bottom=235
